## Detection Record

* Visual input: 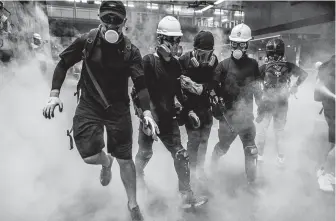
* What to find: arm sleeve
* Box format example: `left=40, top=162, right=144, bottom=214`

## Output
left=130, top=48, right=150, bottom=111
left=201, top=57, right=220, bottom=94
left=288, top=62, right=308, bottom=86
left=214, top=61, right=224, bottom=96
left=51, top=34, right=86, bottom=91
left=253, top=62, right=264, bottom=105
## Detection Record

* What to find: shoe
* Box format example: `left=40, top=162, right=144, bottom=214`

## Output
left=325, top=173, right=336, bottom=185
left=188, top=111, right=200, bottom=129
left=100, top=155, right=113, bottom=186
left=316, top=168, right=325, bottom=178
left=180, top=191, right=208, bottom=209
left=276, top=156, right=285, bottom=168
left=257, top=154, right=264, bottom=162
left=318, top=175, right=334, bottom=192
left=128, top=204, right=144, bottom=221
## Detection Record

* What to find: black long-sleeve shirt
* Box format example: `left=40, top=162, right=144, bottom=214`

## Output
left=143, top=53, right=182, bottom=122
left=216, top=55, right=261, bottom=116
left=51, top=30, right=150, bottom=118
left=178, top=51, right=220, bottom=111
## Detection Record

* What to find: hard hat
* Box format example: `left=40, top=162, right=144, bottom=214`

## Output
left=33, top=33, right=42, bottom=40
left=157, top=16, right=183, bottom=37
left=315, top=61, right=323, bottom=70
left=229, top=23, right=252, bottom=42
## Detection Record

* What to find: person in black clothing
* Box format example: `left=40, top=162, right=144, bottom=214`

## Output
left=134, top=16, right=208, bottom=209
left=255, top=38, right=308, bottom=167
left=314, top=54, right=335, bottom=192
left=42, top=2, right=158, bottom=221
left=211, top=24, right=260, bottom=184
left=178, top=31, right=219, bottom=185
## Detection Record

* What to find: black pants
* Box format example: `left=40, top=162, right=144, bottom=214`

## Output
left=323, top=100, right=335, bottom=144
left=185, top=108, right=213, bottom=171
left=212, top=111, right=257, bottom=182
left=135, top=119, right=191, bottom=192
left=213, top=112, right=256, bottom=156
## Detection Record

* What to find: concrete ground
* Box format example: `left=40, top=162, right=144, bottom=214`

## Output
left=0, top=60, right=334, bottom=221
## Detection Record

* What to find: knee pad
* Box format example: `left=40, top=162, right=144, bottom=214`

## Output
left=175, top=148, right=189, bottom=161
left=244, top=145, right=258, bottom=158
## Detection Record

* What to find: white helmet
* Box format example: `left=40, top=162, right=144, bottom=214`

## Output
left=157, top=16, right=183, bottom=37
left=33, top=33, right=42, bottom=40
left=229, top=23, right=252, bottom=42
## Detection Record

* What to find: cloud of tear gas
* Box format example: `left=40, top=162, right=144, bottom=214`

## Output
left=0, top=1, right=334, bottom=221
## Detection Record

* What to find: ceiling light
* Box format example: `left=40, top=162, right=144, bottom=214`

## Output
left=214, top=0, right=226, bottom=5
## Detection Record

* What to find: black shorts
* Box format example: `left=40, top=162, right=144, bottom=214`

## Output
left=73, top=112, right=133, bottom=160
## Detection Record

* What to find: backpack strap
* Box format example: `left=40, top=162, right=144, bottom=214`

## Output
left=82, top=25, right=111, bottom=110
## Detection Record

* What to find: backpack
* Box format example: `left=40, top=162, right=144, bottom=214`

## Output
left=263, top=61, right=291, bottom=89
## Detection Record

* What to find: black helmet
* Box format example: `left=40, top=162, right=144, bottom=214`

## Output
left=266, top=38, right=285, bottom=61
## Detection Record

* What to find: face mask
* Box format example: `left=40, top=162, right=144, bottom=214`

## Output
left=156, top=40, right=182, bottom=61
left=232, top=49, right=243, bottom=60
left=100, top=15, right=125, bottom=44
left=191, top=50, right=215, bottom=67
left=231, top=41, right=248, bottom=60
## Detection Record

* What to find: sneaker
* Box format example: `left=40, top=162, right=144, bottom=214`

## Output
left=180, top=191, right=208, bottom=209
left=325, top=173, right=336, bottom=185
left=100, top=155, right=113, bottom=186
left=318, top=175, right=334, bottom=192
left=276, top=156, right=285, bottom=168
left=316, top=168, right=325, bottom=178
left=188, top=111, right=200, bottom=129
left=257, top=154, right=264, bottom=162
left=128, top=204, right=144, bottom=221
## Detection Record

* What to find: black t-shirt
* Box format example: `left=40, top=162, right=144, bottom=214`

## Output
left=179, top=51, right=219, bottom=110
left=59, top=31, right=147, bottom=118
left=143, top=54, right=182, bottom=122
left=216, top=55, right=261, bottom=115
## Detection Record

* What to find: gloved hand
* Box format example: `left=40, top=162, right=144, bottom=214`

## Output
left=43, top=89, right=63, bottom=119
left=180, top=75, right=203, bottom=95
left=142, top=110, right=160, bottom=141
left=174, top=96, right=183, bottom=113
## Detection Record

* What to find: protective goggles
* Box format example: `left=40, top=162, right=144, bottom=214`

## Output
left=100, top=13, right=124, bottom=26
left=195, top=49, right=213, bottom=58
left=230, top=41, right=247, bottom=48
left=163, top=36, right=182, bottom=45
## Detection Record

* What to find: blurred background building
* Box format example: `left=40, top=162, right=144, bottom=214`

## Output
left=1, top=1, right=335, bottom=69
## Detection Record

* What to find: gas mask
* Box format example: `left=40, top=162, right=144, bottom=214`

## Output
left=156, top=35, right=182, bottom=62
left=191, top=49, right=215, bottom=68
left=99, top=13, right=125, bottom=44
left=231, top=41, right=248, bottom=60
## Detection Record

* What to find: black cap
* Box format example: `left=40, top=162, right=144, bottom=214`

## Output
left=99, top=1, right=126, bottom=19
left=193, top=31, right=214, bottom=50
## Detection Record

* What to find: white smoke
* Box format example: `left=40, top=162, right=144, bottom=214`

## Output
left=0, top=1, right=334, bottom=221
